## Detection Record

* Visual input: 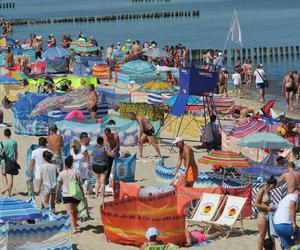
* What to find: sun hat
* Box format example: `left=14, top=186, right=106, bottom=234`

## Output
left=145, top=227, right=160, bottom=240
left=172, top=137, right=183, bottom=144
left=36, top=35, right=42, bottom=40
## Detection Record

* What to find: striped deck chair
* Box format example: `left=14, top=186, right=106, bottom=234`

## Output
left=206, top=195, right=247, bottom=238
left=186, top=193, right=225, bottom=229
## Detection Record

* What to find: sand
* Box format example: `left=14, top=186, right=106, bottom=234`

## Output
left=0, top=90, right=299, bottom=250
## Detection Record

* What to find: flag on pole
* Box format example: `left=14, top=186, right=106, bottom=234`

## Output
left=227, top=9, right=242, bottom=46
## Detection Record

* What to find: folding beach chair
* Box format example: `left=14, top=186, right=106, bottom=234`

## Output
left=186, top=193, right=225, bottom=227
left=206, top=195, right=247, bottom=238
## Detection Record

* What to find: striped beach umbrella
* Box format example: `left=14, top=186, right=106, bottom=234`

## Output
left=198, top=150, right=252, bottom=168
left=0, top=198, right=42, bottom=222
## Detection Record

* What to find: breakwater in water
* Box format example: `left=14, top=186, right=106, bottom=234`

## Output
left=190, top=46, right=300, bottom=64
left=9, top=10, right=200, bottom=26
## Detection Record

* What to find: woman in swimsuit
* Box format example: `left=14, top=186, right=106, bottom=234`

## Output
left=255, top=177, right=277, bottom=250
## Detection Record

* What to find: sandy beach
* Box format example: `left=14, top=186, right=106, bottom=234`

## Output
left=1, top=91, right=299, bottom=250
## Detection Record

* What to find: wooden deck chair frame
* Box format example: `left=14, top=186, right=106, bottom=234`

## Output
left=206, top=196, right=246, bottom=238
left=186, top=193, right=226, bottom=232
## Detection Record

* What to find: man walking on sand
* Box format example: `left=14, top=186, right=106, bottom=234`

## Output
left=282, top=71, right=295, bottom=111
left=129, top=112, right=162, bottom=160
left=277, top=162, right=300, bottom=193
left=253, top=64, right=267, bottom=103
left=87, top=85, right=98, bottom=121
left=47, top=125, right=64, bottom=170
left=172, top=137, right=198, bottom=187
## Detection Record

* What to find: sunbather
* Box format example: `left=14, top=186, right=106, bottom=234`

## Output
left=185, top=225, right=224, bottom=247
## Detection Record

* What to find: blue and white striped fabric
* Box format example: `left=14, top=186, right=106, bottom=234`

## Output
left=148, top=93, right=162, bottom=104
left=0, top=198, right=42, bottom=222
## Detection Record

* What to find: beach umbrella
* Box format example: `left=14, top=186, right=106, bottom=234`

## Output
left=144, top=48, right=170, bottom=58
left=0, top=198, right=42, bottom=222
left=44, top=47, right=71, bottom=59
left=138, top=81, right=176, bottom=93
left=69, top=41, right=99, bottom=54
left=4, top=72, right=28, bottom=81
left=121, top=60, right=156, bottom=74
left=229, top=119, right=267, bottom=139
left=63, top=88, right=90, bottom=111
left=0, top=76, right=20, bottom=85
left=198, top=150, right=252, bottom=168
left=30, top=95, right=73, bottom=116
left=163, top=95, right=202, bottom=106
left=237, top=132, right=293, bottom=149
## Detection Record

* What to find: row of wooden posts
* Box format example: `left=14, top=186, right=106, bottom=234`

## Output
left=0, top=2, right=15, bottom=9
left=131, top=0, right=170, bottom=2
left=10, top=10, right=200, bottom=26
left=190, top=46, right=300, bottom=62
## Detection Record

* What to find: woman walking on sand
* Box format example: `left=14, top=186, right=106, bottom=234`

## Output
left=255, top=177, right=277, bottom=250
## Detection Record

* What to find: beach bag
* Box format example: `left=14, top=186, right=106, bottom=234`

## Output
left=69, top=180, right=83, bottom=201
left=77, top=198, right=89, bottom=221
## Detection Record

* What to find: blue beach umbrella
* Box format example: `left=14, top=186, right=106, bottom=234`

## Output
left=237, top=132, right=293, bottom=149
left=144, top=48, right=170, bottom=58
left=0, top=198, right=42, bottom=222
left=121, top=60, right=156, bottom=74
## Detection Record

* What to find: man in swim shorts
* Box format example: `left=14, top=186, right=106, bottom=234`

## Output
left=129, top=112, right=162, bottom=160
left=282, top=71, right=295, bottom=111
left=87, top=85, right=98, bottom=121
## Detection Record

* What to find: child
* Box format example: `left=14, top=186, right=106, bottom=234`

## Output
left=140, top=227, right=164, bottom=250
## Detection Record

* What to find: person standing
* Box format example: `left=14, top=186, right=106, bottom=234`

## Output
left=253, top=64, right=267, bottom=103
left=103, top=127, right=120, bottom=185
left=47, top=125, right=64, bottom=170
left=294, top=71, right=300, bottom=107
left=91, top=136, right=115, bottom=204
left=277, top=161, right=300, bottom=194
left=255, top=177, right=277, bottom=250
left=0, top=129, right=18, bottom=197
left=29, top=137, right=49, bottom=192
left=273, top=189, right=300, bottom=249
left=87, top=85, right=98, bottom=121
left=218, top=68, right=228, bottom=95
left=5, top=47, right=13, bottom=67
left=282, top=71, right=295, bottom=111
left=33, top=35, right=42, bottom=60
left=38, top=151, right=59, bottom=211
left=213, top=52, right=224, bottom=71
left=129, top=112, right=162, bottom=160
left=56, top=156, right=81, bottom=234
left=232, top=68, right=242, bottom=97
left=172, top=137, right=198, bottom=187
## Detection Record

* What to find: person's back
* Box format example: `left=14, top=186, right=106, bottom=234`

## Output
left=278, top=162, right=300, bottom=193
left=41, top=162, right=58, bottom=189
left=58, top=168, right=78, bottom=197
left=92, top=146, right=107, bottom=166
left=2, top=137, right=17, bottom=161
left=47, top=133, right=63, bottom=155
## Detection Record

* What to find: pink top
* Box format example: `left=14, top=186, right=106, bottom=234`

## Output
left=191, top=231, right=206, bottom=243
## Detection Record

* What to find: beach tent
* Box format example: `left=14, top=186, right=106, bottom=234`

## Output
left=121, top=60, right=156, bottom=74
left=44, top=47, right=71, bottom=59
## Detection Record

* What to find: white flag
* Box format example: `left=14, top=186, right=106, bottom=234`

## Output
left=228, top=9, right=242, bottom=46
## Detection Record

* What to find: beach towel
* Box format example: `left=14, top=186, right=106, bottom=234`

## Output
left=113, top=154, right=137, bottom=182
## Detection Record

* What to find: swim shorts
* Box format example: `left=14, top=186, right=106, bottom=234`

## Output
left=143, top=128, right=155, bottom=136
left=89, top=105, right=98, bottom=112
left=92, top=164, right=108, bottom=174
left=256, top=82, right=265, bottom=89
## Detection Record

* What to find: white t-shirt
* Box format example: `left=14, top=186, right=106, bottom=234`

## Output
left=40, top=163, right=59, bottom=189
left=274, top=193, right=298, bottom=224
left=253, top=69, right=265, bottom=84
left=70, top=147, right=88, bottom=180
left=31, top=147, right=49, bottom=180
left=232, top=73, right=241, bottom=85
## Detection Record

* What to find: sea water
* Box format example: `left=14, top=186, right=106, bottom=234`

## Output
left=4, top=0, right=300, bottom=109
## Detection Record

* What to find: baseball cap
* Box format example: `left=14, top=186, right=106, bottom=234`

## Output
left=145, top=227, right=160, bottom=240
left=172, top=137, right=183, bottom=144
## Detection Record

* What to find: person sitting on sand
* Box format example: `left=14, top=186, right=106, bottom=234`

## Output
left=277, top=162, right=300, bottom=194
left=140, top=227, right=164, bottom=250
left=278, top=115, right=288, bottom=138
left=129, top=112, right=162, bottom=160
left=185, top=225, right=224, bottom=247
left=255, top=176, right=277, bottom=250
left=172, top=137, right=198, bottom=187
